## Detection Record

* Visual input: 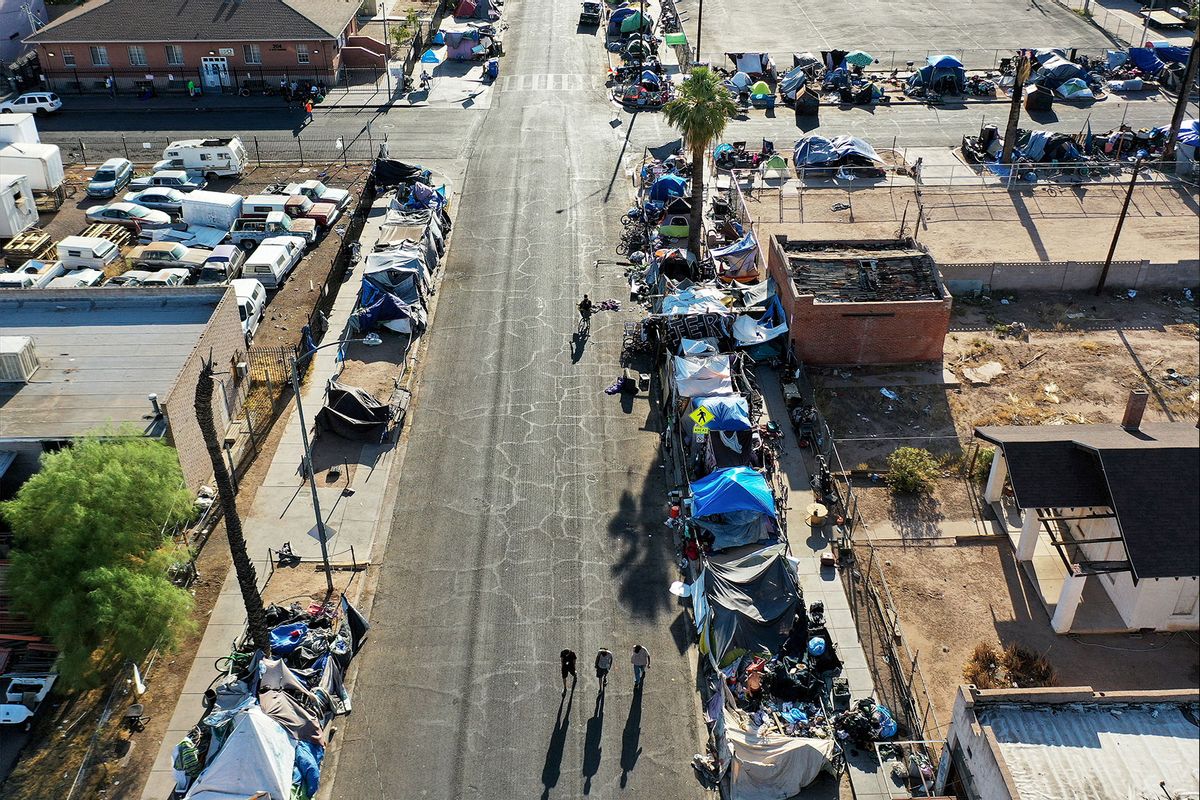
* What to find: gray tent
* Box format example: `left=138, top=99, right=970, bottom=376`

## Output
left=694, top=543, right=801, bottom=663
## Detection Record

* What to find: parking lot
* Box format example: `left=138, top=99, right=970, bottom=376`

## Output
left=35, top=160, right=369, bottom=350
left=673, top=0, right=1116, bottom=67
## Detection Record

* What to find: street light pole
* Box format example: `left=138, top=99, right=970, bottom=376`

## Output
left=288, top=337, right=365, bottom=596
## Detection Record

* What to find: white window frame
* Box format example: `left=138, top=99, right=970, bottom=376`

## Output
left=244, top=44, right=262, bottom=64
left=61, top=48, right=76, bottom=67
left=165, top=45, right=184, bottom=66
left=128, top=45, right=147, bottom=67
left=296, top=44, right=310, bottom=64
left=90, top=45, right=109, bottom=66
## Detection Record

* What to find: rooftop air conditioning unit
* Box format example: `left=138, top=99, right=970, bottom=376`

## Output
left=0, top=336, right=40, bottom=383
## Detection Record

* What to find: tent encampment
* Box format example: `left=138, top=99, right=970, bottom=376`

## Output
left=691, top=466, right=776, bottom=519
left=721, top=708, right=836, bottom=800
left=907, top=54, right=966, bottom=94
left=1034, top=55, right=1085, bottom=88
left=619, top=10, right=647, bottom=33
left=183, top=706, right=295, bottom=800
left=759, top=153, right=788, bottom=181
left=692, top=395, right=751, bottom=431
left=728, top=52, right=772, bottom=77
left=661, top=284, right=728, bottom=316
left=315, top=381, right=390, bottom=441
left=648, top=173, right=687, bottom=201
left=674, top=353, right=734, bottom=397
left=711, top=231, right=761, bottom=282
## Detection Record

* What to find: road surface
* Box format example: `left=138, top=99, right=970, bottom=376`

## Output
left=324, top=4, right=708, bottom=800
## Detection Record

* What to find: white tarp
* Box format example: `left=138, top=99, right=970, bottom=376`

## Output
left=733, top=313, right=787, bottom=345
left=723, top=710, right=835, bottom=800
left=661, top=285, right=730, bottom=316
left=674, top=354, right=733, bottom=397
left=183, top=706, right=295, bottom=800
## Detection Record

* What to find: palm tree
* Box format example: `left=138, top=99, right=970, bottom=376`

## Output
left=194, top=360, right=272, bottom=656
left=663, top=66, right=738, bottom=257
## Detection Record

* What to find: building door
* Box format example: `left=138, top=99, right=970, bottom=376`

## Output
left=200, top=57, right=231, bottom=90
left=1172, top=584, right=1198, bottom=617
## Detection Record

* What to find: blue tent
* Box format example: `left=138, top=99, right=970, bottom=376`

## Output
left=1178, top=119, right=1200, bottom=148
left=608, top=6, right=637, bottom=33
left=693, top=395, right=751, bottom=431
left=1128, top=47, right=1166, bottom=76
left=648, top=173, right=687, bottom=201
left=690, top=467, right=776, bottom=519
left=909, top=54, right=966, bottom=94
left=793, top=135, right=838, bottom=165
left=420, top=48, right=441, bottom=64
left=640, top=70, right=661, bottom=88
left=1154, top=45, right=1189, bottom=65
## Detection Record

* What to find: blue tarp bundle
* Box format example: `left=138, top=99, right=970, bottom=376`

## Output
left=691, top=467, right=776, bottom=518
left=1178, top=119, right=1200, bottom=147
left=608, top=6, right=636, bottom=33
left=794, top=135, right=883, bottom=167
left=1127, top=47, right=1165, bottom=76
left=693, top=395, right=751, bottom=431
left=648, top=173, right=687, bottom=201
left=1154, top=45, right=1189, bottom=64
left=270, top=623, right=308, bottom=655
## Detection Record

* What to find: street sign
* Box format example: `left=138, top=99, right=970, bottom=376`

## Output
left=307, top=523, right=337, bottom=542
left=690, top=405, right=714, bottom=434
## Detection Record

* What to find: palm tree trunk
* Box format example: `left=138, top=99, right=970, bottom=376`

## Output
left=688, top=142, right=705, bottom=257
left=194, top=362, right=272, bottom=657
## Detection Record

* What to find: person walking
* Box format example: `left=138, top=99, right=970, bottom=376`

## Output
left=560, top=649, right=577, bottom=692
left=304, top=99, right=314, bottom=124
left=594, top=648, right=613, bottom=690
left=630, top=645, right=649, bottom=689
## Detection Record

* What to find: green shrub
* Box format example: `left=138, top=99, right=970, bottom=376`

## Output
left=885, top=447, right=939, bottom=494
left=972, top=446, right=995, bottom=483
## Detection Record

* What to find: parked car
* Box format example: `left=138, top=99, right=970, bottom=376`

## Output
left=580, top=2, right=602, bottom=25
left=46, top=268, right=104, bottom=288
left=0, top=92, right=62, bottom=115
left=128, top=169, right=207, bottom=193
left=194, top=245, right=246, bottom=286
left=282, top=179, right=351, bottom=211
left=0, top=674, right=57, bottom=726
left=142, top=268, right=192, bottom=286
left=86, top=202, right=173, bottom=231
left=243, top=235, right=305, bottom=289
left=86, top=157, right=135, bottom=198
left=104, top=269, right=154, bottom=287
left=286, top=195, right=339, bottom=228
left=126, top=241, right=210, bottom=270
left=229, top=212, right=316, bottom=250
left=122, top=187, right=186, bottom=213
left=232, top=278, right=267, bottom=341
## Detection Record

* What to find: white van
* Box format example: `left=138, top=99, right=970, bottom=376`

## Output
left=243, top=236, right=303, bottom=289
left=160, top=137, right=248, bottom=179
left=46, top=268, right=104, bottom=288
left=57, top=236, right=120, bottom=270
left=241, top=194, right=288, bottom=218
left=231, top=278, right=266, bottom=341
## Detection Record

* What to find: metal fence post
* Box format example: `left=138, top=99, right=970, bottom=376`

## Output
left=297, top=135, right=305, bottom=166
left=78, top=138, right=87, bottom=167
left=120, top=134, right=129, bottom=160
left=254, top=136, right=261, bottom=167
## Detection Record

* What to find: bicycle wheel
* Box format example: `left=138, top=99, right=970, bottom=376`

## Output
left=615, top=241, right=630, bottom=256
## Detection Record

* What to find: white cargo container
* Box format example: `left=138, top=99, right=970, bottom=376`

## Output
left=0, top=173, right=38, bottom=238
left=0, top=142, right=64, bottom=192
left=56, top=236, right=119, bottom=270
left=0, top=112, right=39, bottom=145
left=181, top=190, right=243, bottom=231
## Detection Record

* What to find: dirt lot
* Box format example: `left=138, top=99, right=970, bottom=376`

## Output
left=862, top=541, right=1200, bottom=727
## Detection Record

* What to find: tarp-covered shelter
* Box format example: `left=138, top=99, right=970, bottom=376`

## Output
left=778, top=65, right=809, bottom=101
left=444, top=29, right=483, bottom=60
left=661, top=284, right=729, bottom=316
left=659, top=196, right=692, bottom=238
left=648, top=173, right=687, bottom=201
left=793, top=135, right=884, bottom=173
left=728, top=52, right=772, bottom=77
left=1034, top=55, right=1086, bottom=89
left=711, top=231, right=761, bottom=282
left=608, top=6, right=637, bottom=32
left=721, top=708, right=836, bottom=800
left=907, top=54, right=966, bottom=94
left=692, top=543, right=798, bottom=661
left=674, top=353, right=734, bottom=397
left=183, top=706, right=295, bottom=800
left=619, top=9, right=647, bottom=32
left=692, top=394, right=751, bottom=431
left=691, top=467, right=776, bottom=519
left=315, top=381, right=390, bottom=441
left=1127, top=46, right=1166, bottom=76
left=733, top=296, right=788, bottom=349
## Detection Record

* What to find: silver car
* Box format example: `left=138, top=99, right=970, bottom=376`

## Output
left=85, top=202, right=174, bottom=231
left=122, top=188, right=186, bottom=213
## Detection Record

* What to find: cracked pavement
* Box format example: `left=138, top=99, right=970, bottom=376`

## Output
left=326, top=2, right=707, bottom=798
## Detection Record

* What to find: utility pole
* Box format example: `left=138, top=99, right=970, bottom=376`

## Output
left=1001, top=51, right=1030, bottom=164
left=382, top=11, right=392, bottom=99
left=290, top=353, right=335, bottom=596
left=1163, top=29, right=1199, bottom=161
left=1095, top=159, right=1143, bottom=296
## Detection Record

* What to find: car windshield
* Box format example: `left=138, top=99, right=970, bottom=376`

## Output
left=126, top=205, right=149, bottom=218
left=169, top=245, right=185, bottom=258
left=94, top=170, right=115, bottom=181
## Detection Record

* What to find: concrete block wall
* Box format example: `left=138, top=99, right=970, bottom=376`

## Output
left=940, top=260, right=1200, bottom=294
left=162, top=288, right=247, bottom=493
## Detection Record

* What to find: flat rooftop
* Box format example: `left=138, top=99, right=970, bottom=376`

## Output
left=977, top=700, right=1200, bottom=800
left=0, top=288, right=227, bottom=440
left=779, top=238, right=943, bottom=302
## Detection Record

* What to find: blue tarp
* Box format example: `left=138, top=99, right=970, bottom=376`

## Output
left=690, top=467, right=776, bottom=519
left=1178, top=119, right=1200, bottom=147
left=1154, top=45, right=1189, bottom=64
left=269, top=623, right=308, bottom=655
left=293, top=741, right=325, bottom=797
left=1127, top=47, right=1165, bottom=76
left=641, top=70, right=662, bottom=88
left=927, top=53, right=963, bottom=68
left=608, top=6, right=636, bottom=33
left=648, top=173, right=687, bottom=201
left=694, top=395, right=751, bottom=431
left=795, top=135, right=883, bottom=166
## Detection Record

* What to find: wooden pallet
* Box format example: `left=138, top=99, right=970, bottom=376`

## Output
left=2, top=228, right=51, bottom=267
left=78, top=222, right=134, bottom=249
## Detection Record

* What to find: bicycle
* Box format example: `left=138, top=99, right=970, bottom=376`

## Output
left=577, top=312, right=592, bottom=337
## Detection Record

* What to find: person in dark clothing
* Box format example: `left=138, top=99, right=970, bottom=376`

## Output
left=560, top=649, right=577, bottom=692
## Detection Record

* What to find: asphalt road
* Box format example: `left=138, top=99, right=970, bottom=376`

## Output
left=323, top=5, right=708, bottom=800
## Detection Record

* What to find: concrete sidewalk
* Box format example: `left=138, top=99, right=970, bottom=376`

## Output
left=755, top=366, right=898, bottom=800
left=137, top=197, right=405, bottom=800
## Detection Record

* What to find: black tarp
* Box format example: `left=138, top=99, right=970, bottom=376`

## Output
left=374, top=159, right=426, bottom=188
left=315, top=381, right=390, bottom=441
left=703, top=543, right=800, bottom=661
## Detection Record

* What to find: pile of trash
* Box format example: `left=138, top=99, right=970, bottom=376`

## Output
left=172, top=598, right=369, bottom=800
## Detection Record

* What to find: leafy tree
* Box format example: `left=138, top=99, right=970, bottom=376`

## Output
left=1, top=435, right=196, bottom=686
left=663, top=66, right=738, bottom=256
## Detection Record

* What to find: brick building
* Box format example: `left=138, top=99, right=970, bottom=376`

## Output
left=0, top=287, right=246, bottom=494
left=766, top=236, right=952, bottom=365
left=25, top=0, right=384, bottom=95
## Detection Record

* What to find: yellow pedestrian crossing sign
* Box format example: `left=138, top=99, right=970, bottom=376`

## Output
left=690, top=405, right=714, bottom=434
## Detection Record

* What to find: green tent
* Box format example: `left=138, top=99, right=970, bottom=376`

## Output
left=619, top=11, right=645, bottom=32
left=664, top=32, right=688, bottom=46
left=750, top=80, right=770, bottom=95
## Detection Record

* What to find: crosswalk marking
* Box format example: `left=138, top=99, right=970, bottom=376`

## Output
left=497, top=73, right=603, bottom=92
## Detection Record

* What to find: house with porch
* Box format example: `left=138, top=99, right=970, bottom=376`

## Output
left=975, top=390, right=1199, bottom=634
left=25, top=0, right=387, bottom=95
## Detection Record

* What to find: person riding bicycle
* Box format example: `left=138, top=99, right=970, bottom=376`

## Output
left=578, top=294, right=594, bottom=320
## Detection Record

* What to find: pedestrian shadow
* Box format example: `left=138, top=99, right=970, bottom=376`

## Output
left=619, top=688, right=643, bottom=788
left=571, top=329, right=588, bottom=363
left=581, top=690, right=605, bottom=794
left=540, top=687, right=574, bottom=800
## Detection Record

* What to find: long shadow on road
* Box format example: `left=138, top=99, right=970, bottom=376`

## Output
left=582, top=689, right=605, bottom=794
left=619, top=687, right=644, bottom=788
left=540, top=686, right=575, bottom=800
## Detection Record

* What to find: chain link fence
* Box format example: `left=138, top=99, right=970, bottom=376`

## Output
left=42, top=133, right=383, bottom=168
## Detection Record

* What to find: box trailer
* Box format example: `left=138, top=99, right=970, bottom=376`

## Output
left=0, top=113, right=39, bottom=146
left=181, top=190, right=244, bottom=231
left=0, top=174, right=38, bottom=239
left=162, top=137, right=249, bottom=178
left=0, top=143, right=64, bottom=192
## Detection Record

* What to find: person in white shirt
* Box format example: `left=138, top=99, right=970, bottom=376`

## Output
left=595, top=648, right=614, bottom=690
left=630, top=645, right=650, bottom=689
